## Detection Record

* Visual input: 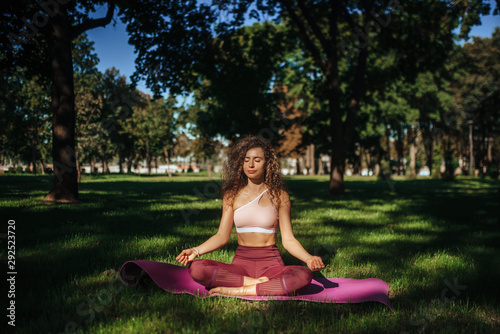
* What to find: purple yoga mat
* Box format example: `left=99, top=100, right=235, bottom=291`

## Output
left=120, top=260, right=392, bottom=309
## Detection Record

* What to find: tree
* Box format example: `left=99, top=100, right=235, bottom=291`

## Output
left=193, top=22, right=290, bottom=142
left=455, top=28, right=500, bottom=176
left=99, top=67, right=145, bottom=174
left=122, top=0, right=496, bottom=194
left=1, top=1, right=116, bottom=202
left=73, top=34, right=105, bottom=179
left=120, top=96, right=178, bottom=175
left=0, top=63, right=52, bottom=173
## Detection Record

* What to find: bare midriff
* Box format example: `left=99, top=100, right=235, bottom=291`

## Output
left=237, top=232, right=277, bottom=247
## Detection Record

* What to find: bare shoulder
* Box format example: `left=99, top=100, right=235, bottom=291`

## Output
left=278, top=189, right=291, bottom=207
left=222, top=192, right=233, bottom=209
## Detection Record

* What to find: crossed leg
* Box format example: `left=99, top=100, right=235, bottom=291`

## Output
left=189, top=259, right=312, bottom=296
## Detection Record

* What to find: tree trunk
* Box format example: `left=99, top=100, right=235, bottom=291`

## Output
left=487, top=137, right=493, bottom=166
left=327, top=23, right=345, bottom=195
left=443, top=136, right=454, bottom=180
left=327, top=48, right=345, bottom=193
left=207, top=158, right=213, bottom=178
left=409, top=127, right=418, bottom=178
left=422, top=126, right=434, bottom=176
left=296, top=158, right=301, bottom=175
left=309, top=144, right=316, bottom=175
left=317, top=155, right=323, bottom=175
left=282, top=0, right=369, bottom=194
left=304, top=147, right=310, bottom=175
left=328, top=20, right=368, bottom=193
left=164, top=147, right=172, bottom=177
left=374, top=161, right=380, bottom=177
left=119, top=148, right=124, bottom=174
left=31, top=146, right=37, bottom=175
left=127, top=158, right=133, bottom=174
left=76, top=148, right=81, bottom=183
left=396, top=123, right=404, bottom=175
left=44, top=9, right=78, bottom=202
left=146, top=140, right=151, bottom=174
left=41, top=159, right=46, bottom=175
left=363, top=146, right=371, bottom=174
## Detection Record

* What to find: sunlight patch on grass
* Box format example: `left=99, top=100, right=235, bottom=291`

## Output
left=130, top=236, right=182, bottom=253
left=412, top=251, right=474, bottom=276
left=395, top=220, right=443, bottom=231
left=359, top=232, right=435, bottom=245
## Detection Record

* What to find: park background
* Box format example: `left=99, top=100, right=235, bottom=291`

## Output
left=1, top=1, right=500, bottom=333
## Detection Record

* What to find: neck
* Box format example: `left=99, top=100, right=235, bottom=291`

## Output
left=246, top=178, right=266, bottom=192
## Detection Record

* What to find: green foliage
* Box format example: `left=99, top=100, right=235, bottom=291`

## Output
left=0, top=66, right=52, bottom=170
left=119, top=95, right=180, bottom=174
left=192, top=22, right=291, bottom=140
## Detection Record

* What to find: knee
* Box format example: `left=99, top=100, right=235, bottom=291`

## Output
left=188, top=260, right=211, bottom=284
left=303, top=267, right=313, bottom=284
left=296, top=266, right=313, bottom=286
left=285, top=267, right=313, bottom=293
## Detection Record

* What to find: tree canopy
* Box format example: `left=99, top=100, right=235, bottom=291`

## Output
left=1, top=1, right=499, bottom=198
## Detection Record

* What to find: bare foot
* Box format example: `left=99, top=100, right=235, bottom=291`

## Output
left=243, top=276, right=269, bottom=286
left=209, top=285, right=256, bottom=296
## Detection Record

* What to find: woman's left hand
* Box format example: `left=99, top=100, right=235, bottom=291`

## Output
left=305, top=256, right=325, bottom=271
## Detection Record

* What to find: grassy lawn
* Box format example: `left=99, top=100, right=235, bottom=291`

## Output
left=1, top=173, right=499, bottom=333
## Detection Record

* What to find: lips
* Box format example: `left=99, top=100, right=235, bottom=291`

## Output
left=247, top=170, right=256, bottom=174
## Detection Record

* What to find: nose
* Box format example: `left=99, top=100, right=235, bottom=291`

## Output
left=249, top=159, right=254, bottom=167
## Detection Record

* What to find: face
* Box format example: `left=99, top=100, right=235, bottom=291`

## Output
left=243, top=147, right=266, bottom=181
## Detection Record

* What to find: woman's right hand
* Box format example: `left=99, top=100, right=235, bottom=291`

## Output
left=175, top=248, right=198, bottom=266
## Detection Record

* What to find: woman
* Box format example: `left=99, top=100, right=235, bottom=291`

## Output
left=176, top=136, right=325, bottom=296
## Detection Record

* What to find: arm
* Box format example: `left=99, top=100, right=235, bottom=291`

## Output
left=176, top=195, right=234, bottom=266
left=278, top=191, right=325, bottom=271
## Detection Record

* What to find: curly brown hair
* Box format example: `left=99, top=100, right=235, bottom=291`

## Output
left=221, top=135, right=287, bottom=209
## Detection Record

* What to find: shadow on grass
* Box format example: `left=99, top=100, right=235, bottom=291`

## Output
left=2, top=175, right=499, bottom=333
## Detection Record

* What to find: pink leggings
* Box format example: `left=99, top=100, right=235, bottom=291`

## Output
left=188, top=245, right=312, bottom=296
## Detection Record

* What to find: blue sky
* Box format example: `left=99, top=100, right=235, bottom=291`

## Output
left=86, top=9, right=499, bottom=97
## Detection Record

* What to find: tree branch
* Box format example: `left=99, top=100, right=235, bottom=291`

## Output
left=281, top=0, right=326, bottom=73
left=328, top=0, right=339, bottom=60
left=72, top=3, right=116, bottom=39
left=296, top=0, right=333, bottom=57
left=340, top=4, right=360, bottom=32
left=343, top=5, right=373, bottom=147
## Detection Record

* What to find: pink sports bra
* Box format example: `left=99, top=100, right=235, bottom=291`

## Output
left=233, top=189, right=279, bottom=234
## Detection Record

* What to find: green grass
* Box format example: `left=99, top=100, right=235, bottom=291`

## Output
left=1, top=173, right=499, bottom=333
